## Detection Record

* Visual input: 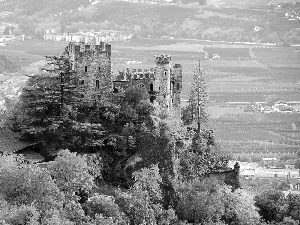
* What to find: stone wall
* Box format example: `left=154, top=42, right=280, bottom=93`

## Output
left=66, top=42, right=112, bottom=96
left=208, top=162, right=241, bottom=190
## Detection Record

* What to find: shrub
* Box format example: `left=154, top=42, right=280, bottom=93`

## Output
left=83, top=194, right=127, bottom=223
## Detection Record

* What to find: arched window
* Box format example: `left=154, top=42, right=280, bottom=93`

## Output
left=177, top=83, right=180, bottom=90
left=150, top=83, right=153, bottom=92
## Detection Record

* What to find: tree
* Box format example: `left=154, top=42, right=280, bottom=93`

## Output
left=222, top=188, right=260, bottom=225
left=285, top=193, right=300, bottom=221
left=294, top=159, right=300, bottom=169
left=14, top=55, right=106, bottom=155
left=254, top=189, right=287, bottom=223
left=185, top=61, right=208, bottom=133
left=0, top=154, right=64, bottom=213
left=177, top=179, right=259, bottom=224
left=48, top=150, right=95, bottom=201
left=265, top=95, right=280, bottom=106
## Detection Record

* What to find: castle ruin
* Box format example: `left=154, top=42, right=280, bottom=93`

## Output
left=65, top=42, right=182, bottom=107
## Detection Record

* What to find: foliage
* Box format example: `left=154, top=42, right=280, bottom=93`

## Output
left=221, top=188, right=260, bottom=225
left=184, top=65, right=208, bottom=129
left=265, top=95, right=280, bottom=106
left=0, top=201, right=40, bottom=225
left=254, top=189, right=287, bottom=223
left=0, top=55, right=20, bottom=73
left=295, top=160, right=300, bottom=169
left=285, top=193, right=300, bottom=221
left=179, top=132, right=229, bottom=181
left=176, top=179, right=225, bottom=224
left=83, top=194, right=128, bottom=224
left=115, top=188, right=157, bottom=225
left=0, top=154, right=64, bottom=213
left=132, top=164, right=162, bottom=204
left=176, top=179, right=259, bottom=224
left=279, top=217, right=300, bottom=225
left=48, top=149, right=95, bottom=201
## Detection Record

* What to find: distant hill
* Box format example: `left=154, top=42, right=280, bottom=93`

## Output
left=0, top=0, right=91, bottom=16
left=1, top=0, right=300, bottom=44
left=208, top=0, right=298, bottom=6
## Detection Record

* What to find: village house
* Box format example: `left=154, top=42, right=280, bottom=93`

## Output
left=272, top=101, right=295, bottom=113
left=44, top=30, right=133, bottom=43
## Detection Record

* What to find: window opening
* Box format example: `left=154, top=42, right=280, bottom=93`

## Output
left=150, top=83, right=153, bottom=92
left=96, top=80, right=100, bottom=89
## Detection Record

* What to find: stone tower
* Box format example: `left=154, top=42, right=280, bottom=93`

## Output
left=154, top=55, right=172, bottom=107
left=153, top=55, right=182, bottom=108
left=171, top=63, right=182, bottom=107
left=113, top=54, right=182, bottom=108
left=66, top=41, right=112, bottom=96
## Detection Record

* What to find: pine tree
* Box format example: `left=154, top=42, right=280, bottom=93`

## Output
left=17, top=54, right=106, bottom=155
left=187, top=60, right=208, bottom=133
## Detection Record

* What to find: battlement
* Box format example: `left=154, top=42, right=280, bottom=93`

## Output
left=154, top=55, right=171, bottom=65
left=116, top=68, right=156, bottom=81
left=67, top=41, right=111, bottom=57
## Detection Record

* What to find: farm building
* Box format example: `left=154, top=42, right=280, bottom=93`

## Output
left=285, top=164, right=295, bottom=169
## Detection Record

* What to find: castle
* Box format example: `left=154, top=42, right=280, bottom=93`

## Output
left=65, top=41, right=182, bottom=108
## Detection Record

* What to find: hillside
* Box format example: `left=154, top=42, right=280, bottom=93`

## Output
left=0, top=0, right=91, bottom=17
left=1, top=0, right=300, bottom=43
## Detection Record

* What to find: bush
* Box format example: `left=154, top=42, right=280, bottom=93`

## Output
left=83, top=194, right=127, bottom=223
left=115, top=189, right=156, bottom=225
left=254, top=189, right=286, bottom=222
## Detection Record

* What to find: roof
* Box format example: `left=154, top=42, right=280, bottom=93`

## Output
left=0, top=129, right=31, bottom=153
left=262, top=158, right=277, bottom=161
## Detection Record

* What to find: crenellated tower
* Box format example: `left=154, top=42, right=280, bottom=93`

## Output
left=65, top=41, right=112, bottom=97
left=154, top=55, right=172, bottom=107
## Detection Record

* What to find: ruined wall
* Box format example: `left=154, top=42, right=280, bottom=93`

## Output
left=113, top=55, right=182, bottom=108
left=66, top=42, right=112, bottom=97
left=207, top=162, right=241, bottom=190
left=171, top=63, right=182, bottom=107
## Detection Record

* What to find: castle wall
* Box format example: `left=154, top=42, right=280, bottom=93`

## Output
left=113, top=55, right=183, bottom=108
left=66, top=42, right=112, bottom=96
left=65, top=41, right=182, bottom=108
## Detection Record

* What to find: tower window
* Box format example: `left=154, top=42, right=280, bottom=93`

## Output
left=99, top=67, right=101, bottom=71
left=164, top=71, right=167, bottom=76
left=85, top=66, right=88, bottom=73
left=150, top=83, right=153, bottom=92
left=177, top=83, right=180, bottom=90
left=96, top=80, right=100, bottom=89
